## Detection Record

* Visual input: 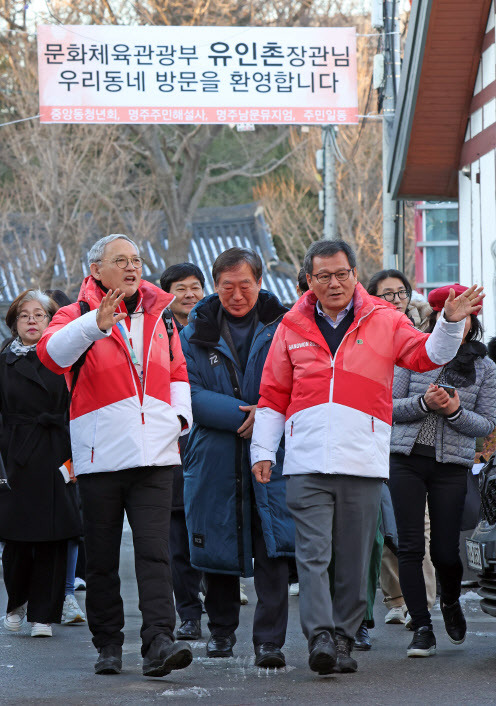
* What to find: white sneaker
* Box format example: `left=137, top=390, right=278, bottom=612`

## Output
left=385, top=605, right=407, bottom=624
left=240, top=583, right=249, bottom=605
left=74, top=577, right=86, bottom=591
left=405, top=612, right=414, bottom=630
left=3, top=603, right=27, bottom=632
left=62, top=594, right=86, bottom=625
left=289, top=583, right=300, bottom=596
left=31, top=623, right=52, bottom=637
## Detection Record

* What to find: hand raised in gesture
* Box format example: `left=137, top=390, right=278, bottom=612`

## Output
left=96, top=289, right=127, bottom=332
left=444, top=285, right=484, bottom=322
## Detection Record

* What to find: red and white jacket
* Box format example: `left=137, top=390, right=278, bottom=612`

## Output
left=250, top=284, right=464, bottom=479
left=37, top=277, right=192, bottom=476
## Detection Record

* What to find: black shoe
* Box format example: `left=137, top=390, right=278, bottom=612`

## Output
left=94, top=644, right=122, bottom=675
left=354, top=621, right=371, bottom=651
left=407, top=626, right=436, bottom=657
left=142, top=634, right=193, bottom=677
left=334, top=634, right=358, bottom=673
left=254, top=643, right=286, bottom=668
left=441, top=600, right=466, bottom=645
left=206, top=633, right=236, bottom=658
left=308, top=631, right=337, bottom=675
left=176, top=619, right=202, bottom=641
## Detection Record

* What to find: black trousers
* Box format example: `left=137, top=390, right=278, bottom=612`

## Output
left=204, top=502, right=289, bottom=648
left=170, top=509, right=203, bottom=621
left=78, top=466, right=175, bottom=656
left=2, top=539, right=67, bottom=623
left=389, top=453, right=468, bottom=630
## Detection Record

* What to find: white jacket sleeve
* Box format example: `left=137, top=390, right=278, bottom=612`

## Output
left=170, top=380, right=193, bottom=435
left=425, top=310, right=465, bottom=365
left=250, top=407, right=286, bottom=467
left=46, top=310, right=111, bottom=368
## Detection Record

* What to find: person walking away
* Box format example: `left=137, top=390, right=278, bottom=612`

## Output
left=0, top=290, right=82, bottom=638
left=389, top=283, right=496, bottom=657
left=180, top=247, right=294, bottom=668
left=37, top=234, right=193, bottom=678
left=367, top=270, right=437, bottom=629
left=160, top=263, right=205, bottom=640
left=251, top=239, right=483, bottom=676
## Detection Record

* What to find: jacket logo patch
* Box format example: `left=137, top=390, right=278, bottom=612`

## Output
left=158, top=333, right=164, bottom=339
left=288, top=342, right=318, bottom=351
left=357, top=339, right=363, bottom=344
left=208, top=351, right=221, bottom=367
left=193, top=533, right=205, bottom=548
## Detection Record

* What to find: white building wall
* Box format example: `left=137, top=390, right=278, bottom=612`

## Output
left=459, top=0, right=496, bottom=340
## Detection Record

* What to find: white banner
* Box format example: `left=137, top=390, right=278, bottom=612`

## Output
left=37, top=25, right=358, bottom=125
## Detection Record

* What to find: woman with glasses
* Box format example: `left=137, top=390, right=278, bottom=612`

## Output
left=0, top=290, right=81, bottom=638
left=368, top=269, right=432, bottom=332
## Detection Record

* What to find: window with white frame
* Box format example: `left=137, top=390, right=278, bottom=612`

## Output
left=416, top=203, right=459, bottom=294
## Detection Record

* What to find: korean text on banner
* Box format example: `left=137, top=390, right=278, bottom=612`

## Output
left=37, top=25, right=358, bottom=125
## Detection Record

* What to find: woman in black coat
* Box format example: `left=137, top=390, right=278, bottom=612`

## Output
left=0, top=289, right=81, bottom=638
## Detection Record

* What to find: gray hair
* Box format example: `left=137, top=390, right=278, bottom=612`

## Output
left=87, top=234, right=139, bottom=266
left=20, top=289, right=53, bottom=312
left=6, top=288, right=58, bottom=334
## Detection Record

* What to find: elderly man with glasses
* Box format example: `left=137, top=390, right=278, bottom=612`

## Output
left=37, top=234, right=193, bottom=678
left=250, top=239, right=483, bottom=677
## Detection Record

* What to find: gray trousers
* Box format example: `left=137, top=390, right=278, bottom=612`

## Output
left=286, top=473, right=383, bottom=646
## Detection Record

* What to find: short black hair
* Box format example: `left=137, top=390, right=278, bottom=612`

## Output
left=297, top=267, right=309, bottom=292
left=45, top=289, right=72, bottom=307
left=367, top=269, right=412, bottom=297
left=160, top=263, right=205, bottom=292
left=212, top=247, right=263, bottom=284
left=303, top=239, right=357, bottom=275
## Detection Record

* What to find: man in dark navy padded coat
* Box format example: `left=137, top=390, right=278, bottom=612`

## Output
left=180, top=247, right=294, bottom=669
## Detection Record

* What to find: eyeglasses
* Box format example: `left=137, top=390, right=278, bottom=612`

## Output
left=377, top=290, right=410, bottom=303
left=98, top=257, right=144, bottom=269
left=311, top=269, right=353, bottom=284
left=17, top=312, right=48, bottom=323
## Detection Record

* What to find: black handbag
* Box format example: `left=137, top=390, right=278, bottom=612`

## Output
left=0, top=452, right=10, bottom=493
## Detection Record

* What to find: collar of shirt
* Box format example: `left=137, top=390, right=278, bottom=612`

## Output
left=316, top=297, right=354, bottom=329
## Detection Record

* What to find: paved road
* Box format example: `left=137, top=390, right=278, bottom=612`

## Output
left=2, top=525, right=496, bottom=705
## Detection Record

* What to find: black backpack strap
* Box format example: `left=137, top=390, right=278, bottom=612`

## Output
left=162, top=309, right=175, bottom=362
left=68, top=301, right=92, bottom=405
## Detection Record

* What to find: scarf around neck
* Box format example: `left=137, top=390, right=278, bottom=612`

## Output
left=10, top=337, right=38, bottom=357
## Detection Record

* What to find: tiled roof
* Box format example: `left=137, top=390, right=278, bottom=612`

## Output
left=0, top=203, right=297, bottom=336
left=0, top=203, right=296, bottom=304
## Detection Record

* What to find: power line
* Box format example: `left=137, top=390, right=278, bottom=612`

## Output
left=0, top=114, right=40, bottom=127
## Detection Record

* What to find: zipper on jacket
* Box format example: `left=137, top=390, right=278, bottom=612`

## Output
left=90, top=410, right=99, bottom=463
left=141, top=412, right=145, bottom=425
left=142, top=309, right=167, bottom=399
left=290, top=421, right=294, bottom=436
left=371, top=416, right=375, bottom=432
left=247, top=314, right=285, bottom=360
left=328, top=306, right=376, bottom=400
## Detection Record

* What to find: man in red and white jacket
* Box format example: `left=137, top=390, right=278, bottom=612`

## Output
left=38, top=234, right=193, bottom=679
left=250, top=239, right=483, bottom=676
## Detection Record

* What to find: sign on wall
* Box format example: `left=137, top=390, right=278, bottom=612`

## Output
left=37, top=25, right=358, bottom=125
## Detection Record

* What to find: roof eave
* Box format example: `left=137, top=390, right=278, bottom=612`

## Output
left=388, top=0, right=433, bottom=199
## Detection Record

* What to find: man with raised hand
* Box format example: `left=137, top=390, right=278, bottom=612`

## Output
left=250, top=238, right=483, bottom=677
left=38, top=234, right=193, bottom=679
